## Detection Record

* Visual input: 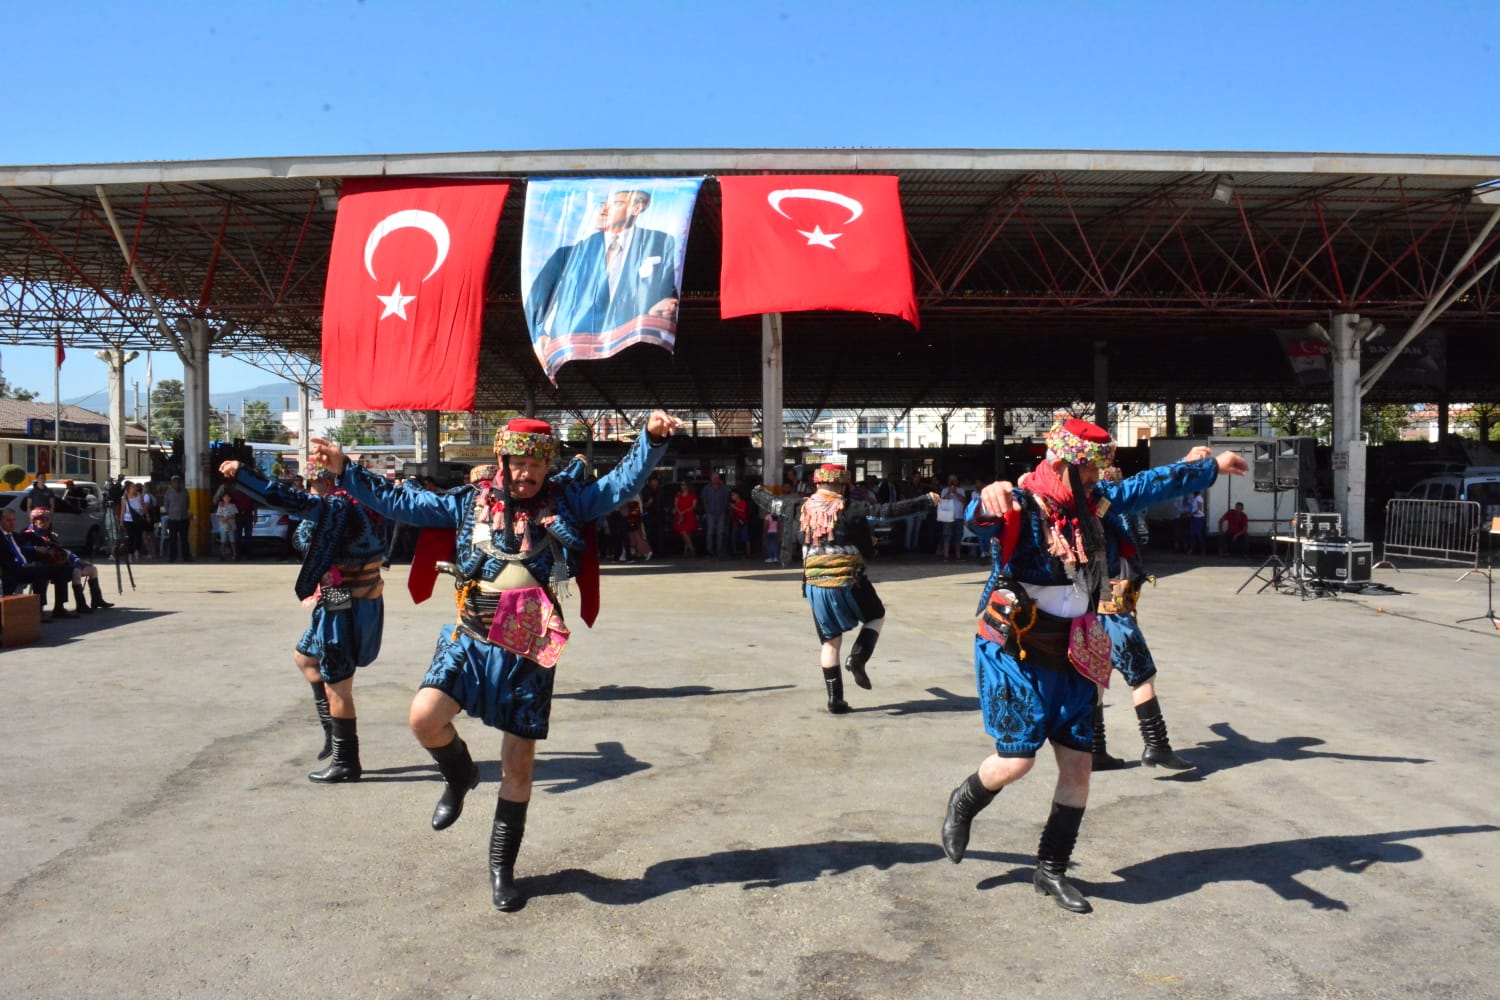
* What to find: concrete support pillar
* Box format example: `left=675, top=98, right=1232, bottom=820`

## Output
left=425, top=411, right=442, bottom=479
left=992, top=395, right=1006, bottom=481
left=297, top=382, right=312, bottom=477
left=1437, top=398, right=1449, bottom=441
left=92, top=347, right=138, bottom=482
left=1093, top=339, right=1110, bottom=436
left=1330, top=312, right=1365, bottom=539
left=1165, top=397, right=1178, bottom=438
left=182, top=318, right=213, bottom=554
left=761, top=313, right=784, bottom=487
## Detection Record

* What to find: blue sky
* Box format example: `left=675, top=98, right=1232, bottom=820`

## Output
left=3, top=0, right=1497, bottom=402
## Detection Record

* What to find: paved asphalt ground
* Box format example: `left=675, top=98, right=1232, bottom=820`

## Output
left=2, top=545, right=1498, bottom=999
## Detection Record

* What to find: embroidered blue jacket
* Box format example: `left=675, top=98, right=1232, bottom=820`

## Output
left=232, top=467, right=387, bottom=599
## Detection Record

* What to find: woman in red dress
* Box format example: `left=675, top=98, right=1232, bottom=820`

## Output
left=674, top=482, right=700, bottom=557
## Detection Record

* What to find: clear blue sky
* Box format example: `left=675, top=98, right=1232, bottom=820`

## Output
left=3, top=0, right=1497, bottom=403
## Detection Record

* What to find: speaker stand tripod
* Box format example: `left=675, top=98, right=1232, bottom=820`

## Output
left=1456, top=527, right=1500, bottom=630
left=1237, top=486, right=1291, bottom=595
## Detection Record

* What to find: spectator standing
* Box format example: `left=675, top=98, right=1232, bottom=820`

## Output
left=700, top=472, right=729, bottom=558
left=24, top=475, right=55, bottom=513
left=900, top=471, right=926, bottom=552
left=1188, top=491, right=1207, bottom=554
left=762, top=507, right=780, bottom=563
left=161, top=475, right=193, bottom=562
left=728, top=489, right=750, bottom=557
left=214, top=492, right=238, bottom=559
left=120, top=482, right=151, bottom=558
left=936, top=475, right=967, bottom=560
left=230, top=486, right=256, bottom=560
left=673, top=482, right=700, bottom=557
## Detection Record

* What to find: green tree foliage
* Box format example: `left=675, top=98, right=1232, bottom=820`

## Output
left=1361, top=404, right=1412, bottom=443
left=243, top=400, right=289, bottom=443
left=0, top=464, right=26, bottom=487
left=150, top=379, right=185, bottom=445
left=0, top=377, right=38, bottom=401
left=326, top=411, right=380, bottom=447
left=1267, top=403, right=1331, bottom=441
left=1455, top=403, right=1499, bottom=442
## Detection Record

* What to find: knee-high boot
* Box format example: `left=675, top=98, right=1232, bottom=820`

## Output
left=941, top=772, right=998, bottom=863
left=88, top=577, right=114, bottom=609
left=308, top=716, right=362, bottom=783
left=843, top=626, right=879, bottom=690
left=1034, top=801, right=1091, bottom=913
left=821, top=666, right=851, bottom=714
left=1137, top=696, right=1194, bottom=770
left=72, top=582, right=94, bottom=614
left=1091, top=701, right=1127, bottom=771
left=428, top=734, right=480, bottom=831
left=310, top=681, right=333, bottom=761
left=490, top=796, right=529, bottom=912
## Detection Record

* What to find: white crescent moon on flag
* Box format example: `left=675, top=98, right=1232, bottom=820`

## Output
left=364, top=210, right=451, bottom=282
left=767, top=188, right=864, bottom=224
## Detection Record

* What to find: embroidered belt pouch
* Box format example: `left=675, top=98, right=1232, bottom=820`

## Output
left=459, top=585, right=570, bottom=668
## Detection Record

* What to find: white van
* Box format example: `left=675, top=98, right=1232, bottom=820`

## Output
left=1402, top=467, right=1500, bottom=521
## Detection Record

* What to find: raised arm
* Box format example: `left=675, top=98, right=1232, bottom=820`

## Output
left=567, top=411, right=682, bottom=521
left=218, top=461, right=322, bottom=519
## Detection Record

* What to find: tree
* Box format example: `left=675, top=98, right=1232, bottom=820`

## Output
left=1267, top=403, right=1331, bottom=441
left=1455, top=403, right=1500, bottom=443
left=243, top=400, right=290, bottom=443
left=150, top=379, right=185, bottom=445
left=0, top=377, right=38, bottom=401
left=326, top=411, right=380, bottom=447
left=1361, top=404, right=1412, bottom=443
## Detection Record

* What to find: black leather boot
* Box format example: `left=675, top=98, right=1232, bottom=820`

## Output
left=822, top=667, right=851, bottom=714
left=429, top=734, right=480, bottom=831
left=490, top=796, right=529, bottom=912
left=72, top=582, right=94, bottom=614
left=88, top=578, right=114, bottom=609
left=1091, top=702, right=1126, bottom=771
left=308, top=716, right=362, bottom=782
left=844, top=626, right=880, bottom=690
left=1034, top=801, right=1091, bottom=913
left=1137, top=697, right=1194, bottom=771
left=49, top=582, right=77, bottom=619
left=310, top=681, right=333, bottom=761
left=941, top=772, right=998, bottom=863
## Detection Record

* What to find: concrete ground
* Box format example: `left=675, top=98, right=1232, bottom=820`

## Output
left=1, top=546, right=1497, bottom=999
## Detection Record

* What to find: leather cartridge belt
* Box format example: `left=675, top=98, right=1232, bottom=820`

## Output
left=979, top=592, right=1072, bottom=672
left=1096, top=578, right=1139, bottom=616
left=337, top=561, right=384, bottom=601
left=456, top=576, right=556, bottom=642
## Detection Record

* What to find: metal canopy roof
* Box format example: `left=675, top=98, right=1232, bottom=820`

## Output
left=3, top=148, right=1499, bottom=412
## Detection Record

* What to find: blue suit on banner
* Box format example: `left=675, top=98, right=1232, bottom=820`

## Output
left=527, top=225, right=679, bottom=338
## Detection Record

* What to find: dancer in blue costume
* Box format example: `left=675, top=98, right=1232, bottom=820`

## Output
left=219, top=461, right=389, bottom=783
left=310, top=412, right=680, bottom=912
left=939, top=419, right=1247, bottom=914
left=752, top=464, right=937, bottom=714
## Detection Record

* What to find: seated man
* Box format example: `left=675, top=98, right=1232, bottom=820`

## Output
left=1218, top=501, right=1250, bottom=557
left=0, top=507, right=76, bottom=620
left=22, top=507, right=113, bottom=612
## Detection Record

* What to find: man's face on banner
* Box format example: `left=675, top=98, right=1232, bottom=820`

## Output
left=595, top=191, right=646, bottom=233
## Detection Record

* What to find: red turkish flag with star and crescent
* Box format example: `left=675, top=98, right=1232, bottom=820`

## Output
left=321, top=178, right=510, bottom=410
left=718, top=174, right=918, bottom=328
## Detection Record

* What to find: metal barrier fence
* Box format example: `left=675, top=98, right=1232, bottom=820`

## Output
left=1377, top=498, right=1481, bottom=570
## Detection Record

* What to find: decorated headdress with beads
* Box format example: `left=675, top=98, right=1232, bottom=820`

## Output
left=1044, top=418, right=1114, bottom=469
left=813, top=463, right=849, bottom=486
left=493, top=418, right=557, bottom=466
left=1097, top=464, right=1123, bottom=484
left=469, top=464, right=497, bottom=484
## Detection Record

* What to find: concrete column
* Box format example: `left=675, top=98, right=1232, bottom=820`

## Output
left=425, top=411, right=441, bottom=479
left=1437, top=398, right=1449, bottom=441
left=992, top=396, right=1007, bottom=481
left=297, top=382, right=312, bottom=477
left=761, top=313, right=784, bottom=486
left=92, top=347, right=138, bottom=481
left=1093, top=339, right=1110, bottom=436
left=1166, top=397, right=1178, bottom=438
left=182, top=318, right=213, bottom=554
left=1330, top=312, right=1364, bottom=539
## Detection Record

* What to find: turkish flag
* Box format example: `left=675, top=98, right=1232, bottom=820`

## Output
left=321, top=178, right=509, bottom=410
left=718, top=174, right=918, bottom=328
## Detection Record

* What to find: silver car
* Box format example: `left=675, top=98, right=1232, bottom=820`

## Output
left=1, top=485, right=107, bottom=555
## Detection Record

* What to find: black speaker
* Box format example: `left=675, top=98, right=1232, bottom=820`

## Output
left=1275, top=437, right=1312, bottom=490
left=1188, top=413, right=1214, bottom=435
left=1252, top=441, right=1276, bottom=492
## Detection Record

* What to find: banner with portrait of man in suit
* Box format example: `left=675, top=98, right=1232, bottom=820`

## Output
left=522, top=177, right=703, bottom=382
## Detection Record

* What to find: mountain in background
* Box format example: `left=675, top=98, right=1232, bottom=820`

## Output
left=64, top=382, right=305, bottom=415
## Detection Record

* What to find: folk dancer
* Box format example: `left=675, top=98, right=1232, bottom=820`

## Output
left=752, top=465, right=937, bottom=714
left=21, top=506, right=114, bottom=612
left=310, top=413, right=680, bottom=912
left=1089, top=455, right=1204, bottom=773
left=940, top=419, right=1246, bottom=913
left=218, top=462, right=388, bottom=782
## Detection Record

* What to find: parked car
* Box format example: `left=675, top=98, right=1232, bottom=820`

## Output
left=0, top=485, right=107, bottom=555
left=250, top=506, right=295, bottom=557
left=1402, top=467, right=1500, bottom=521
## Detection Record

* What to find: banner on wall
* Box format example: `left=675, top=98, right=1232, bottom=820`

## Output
left=322, top=178, right=509, bottom=411
left=521, top=177, right=703, bottom=382
left=1274, top=327, right=1446, bottom=390
left=718, top=174, right=918, bottom=328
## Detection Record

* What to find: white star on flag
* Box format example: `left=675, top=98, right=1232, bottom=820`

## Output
left=377, top=282, right=417, bottom=320
left=797, top=224, right=842, bottom=249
